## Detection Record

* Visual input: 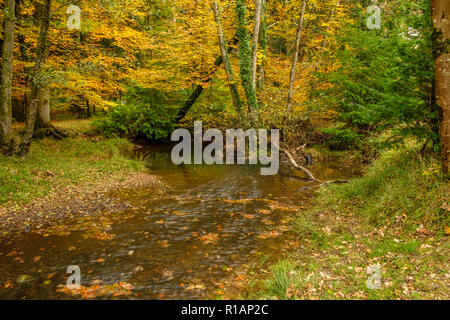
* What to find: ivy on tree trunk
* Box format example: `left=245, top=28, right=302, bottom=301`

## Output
left=236, top=0, right=258, bottom=126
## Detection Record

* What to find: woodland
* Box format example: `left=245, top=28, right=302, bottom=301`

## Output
left=0, top=0, right=448, bottom=300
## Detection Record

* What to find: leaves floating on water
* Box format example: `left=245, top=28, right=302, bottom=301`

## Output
left=197, top=233, right=220, bottom=244
left=56, top=281, right=135, bottom=299
left=159, top=240, right=170, bottom=248
left=185, top=283, right=206, bottom=291
left=257, top=230, right=282, bottom=239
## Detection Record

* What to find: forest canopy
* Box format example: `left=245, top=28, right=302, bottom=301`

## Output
left=0, top=0, right=448, bottom=167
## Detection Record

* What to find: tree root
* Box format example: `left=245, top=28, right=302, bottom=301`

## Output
left=34, top=125, right=68, bottom=140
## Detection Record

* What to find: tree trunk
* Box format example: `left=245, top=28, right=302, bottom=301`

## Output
left=286, top=0, right=307, bottom=116
left=16, top=0, right=32, bottom=124
left=236, top=0, right=258, bottom=125
left=212, top=0, right=242, bottom=112
left=257, top=0, right=267, bottom=93
left=432, top=0, right=450, bottom=175
left=251, top=0, right=262, bottom=90
left=34, top=87, right=66, bottom=139
left=86, top=98, right=91, bottom=117
left=36, top=87, right=50, bottom=128
left=0, top=0, right=16, bottom=149
left=18, top=0, right=51, bottom=155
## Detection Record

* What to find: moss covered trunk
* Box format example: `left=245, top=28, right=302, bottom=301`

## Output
left=236, top=0, right=258, bottom=125
left=18, top=0, right=51, bottom=155
left=257, top=0, right=267, bottom=93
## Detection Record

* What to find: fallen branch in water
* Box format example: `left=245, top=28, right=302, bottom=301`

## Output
left=280, top=148, right=350, bottom=186
left=319, top=179, right=351, bottom=187
left=280, top=148, right=319, bottom=182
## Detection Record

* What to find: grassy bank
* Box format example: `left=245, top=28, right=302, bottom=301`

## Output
left=248, top=148, right=449, bottom=300
left=0, top=135, right=144, bottom=206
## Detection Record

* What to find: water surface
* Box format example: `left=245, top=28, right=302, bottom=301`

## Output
left=0, top=146, right=359, bottom=299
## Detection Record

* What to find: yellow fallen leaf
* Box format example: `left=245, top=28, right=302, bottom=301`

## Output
left=445, top=225, right=450, bottom=235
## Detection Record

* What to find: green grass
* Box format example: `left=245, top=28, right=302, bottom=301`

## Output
left=249, top=147, right=449, bottom=300
left=322, top=148, right=449, bottom=232
left=0, top=137, right=144, bottom=205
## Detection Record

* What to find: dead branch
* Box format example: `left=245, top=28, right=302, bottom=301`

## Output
left=280, top=147, right=350, bottom=186
left=280, top=148, right=319, bottom=182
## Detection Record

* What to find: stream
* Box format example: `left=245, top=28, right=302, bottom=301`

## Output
left=0, top=146, right=359, bottom=299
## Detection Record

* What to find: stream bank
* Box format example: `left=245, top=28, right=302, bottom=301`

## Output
left=0, top=136, right=163, bottom=237
left=248, top=148, right=449, bottom=300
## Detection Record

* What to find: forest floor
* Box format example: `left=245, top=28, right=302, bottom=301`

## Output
left=0, top=120, right=164, bottom=236
left=244, top=148, right=449, bottom=300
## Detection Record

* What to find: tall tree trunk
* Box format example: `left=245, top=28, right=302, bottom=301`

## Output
left=257, top=0, right=267, bottom=93
left=286, top=0, right=307, bottom=116
left=251, top=0, right=262, bottom=90
left=432, top=0, right=450, bottom=175
left=236, top=0, right=258, bottom=125
left=0, top=0, right=16, bottom=149
left=35, top=35, right=52, bottom=130
left=212, top=0, right=242, bottom=112
left=16, top=0, right=33, bottom=123
left=18, top=0, right=51, bottom=155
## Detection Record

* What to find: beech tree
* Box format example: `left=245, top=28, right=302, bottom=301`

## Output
left=256, top=0, right=267, bottom=93
left=286, top=0, right=307, bottom=116
left=18, top=0, right=52, bottom=155
left=0, top=0, right=15, bottom=152
left=236, top=0, right=258, bottom=125
left=212, top=0, right=242, bottom=112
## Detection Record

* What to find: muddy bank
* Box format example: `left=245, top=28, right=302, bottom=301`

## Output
left=0, top=172, right=166, bottom=238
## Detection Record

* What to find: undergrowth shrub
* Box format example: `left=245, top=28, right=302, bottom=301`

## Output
left=319, top=128, right=363, bottom=150
left=95, top=104, right=174, bottom=141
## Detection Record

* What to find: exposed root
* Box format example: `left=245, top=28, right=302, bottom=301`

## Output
left=34, top=125, right=68, bottom=140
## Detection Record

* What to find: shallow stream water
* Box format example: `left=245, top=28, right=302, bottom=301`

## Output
left=0, top=146, right=359, bottom=299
